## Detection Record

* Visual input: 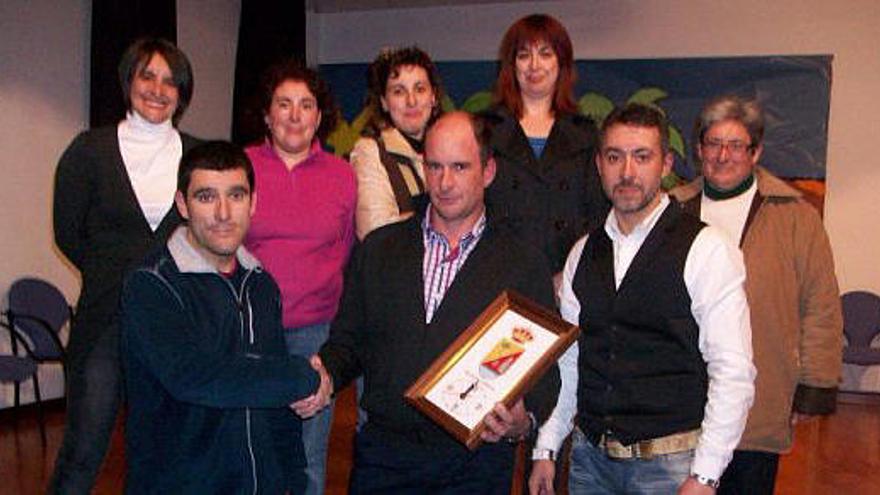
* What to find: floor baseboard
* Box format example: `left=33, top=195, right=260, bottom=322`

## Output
left=838, top=390, right=880, bottom=405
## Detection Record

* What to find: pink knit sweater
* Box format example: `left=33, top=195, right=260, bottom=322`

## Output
left=244, top=140, right=356, bottom=328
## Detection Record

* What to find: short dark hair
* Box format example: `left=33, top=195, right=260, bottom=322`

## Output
left=177, top=141, right=255, bottom=195
left=600, top=103, right=670, bottom=155
left=425, top=111, right=493, bottom=166
left=260, top=59, right=339, bottom=141
left=118, top=37, right=194, bottom=125
left=364, top=46, right=444, bottom=134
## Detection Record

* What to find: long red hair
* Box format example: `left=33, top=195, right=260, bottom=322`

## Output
left=493, top=14, right=577, bottom=118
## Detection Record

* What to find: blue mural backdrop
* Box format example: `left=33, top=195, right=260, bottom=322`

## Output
left=321, top=55, right=831, bottom=180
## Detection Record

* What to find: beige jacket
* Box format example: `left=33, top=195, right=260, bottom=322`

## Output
left=349, top=127, right=425, bottom=240
left=670, top=167, right=843, bottom=453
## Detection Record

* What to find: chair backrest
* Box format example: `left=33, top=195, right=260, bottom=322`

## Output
left=841, top=291, right=880, bottom=347
left=6, top=277, right=70, bottom=360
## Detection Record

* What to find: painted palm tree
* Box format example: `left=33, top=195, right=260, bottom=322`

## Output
left=327, top=87, right=685, bottom=190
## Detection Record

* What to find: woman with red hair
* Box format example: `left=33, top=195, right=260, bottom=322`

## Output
left=485, top=14, right=607, bottom=280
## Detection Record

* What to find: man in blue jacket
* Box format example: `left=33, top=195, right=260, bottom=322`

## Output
left=120, top=141, right=324, bottom=493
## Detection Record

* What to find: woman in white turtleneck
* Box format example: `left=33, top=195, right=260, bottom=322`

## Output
left=50, top=38, right=201, bottom=494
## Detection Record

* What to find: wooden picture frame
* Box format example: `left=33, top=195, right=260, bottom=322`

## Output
left=404, top=290, right=579, bottom=450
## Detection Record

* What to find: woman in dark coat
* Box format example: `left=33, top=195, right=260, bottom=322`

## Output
left=485, top=14, right=608, bottom=280
left=50, top=38, right=201, bottom=494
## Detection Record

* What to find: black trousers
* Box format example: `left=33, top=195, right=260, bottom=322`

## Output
left=350, top=424, right=516, bottom=494
left=718, top=449, right=780, bottom=495
left=48, top=326, right=122, bottom=495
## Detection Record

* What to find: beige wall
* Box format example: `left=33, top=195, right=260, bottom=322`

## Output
left=0, top=0, right=239, bottom=405
left=0, top=0, right=240, bottom=310
left=0, top=0, right=90, bottom=310
left=1, top=1, right=878, bottom=402
left=313, top=0, right=880, bottom=295
left=176, top=0, right=241, bottom=139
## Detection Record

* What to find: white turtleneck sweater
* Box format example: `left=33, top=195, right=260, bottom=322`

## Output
left=700, top=179, right=758, bottom=247
left=117, top=111, right=183, bottom=231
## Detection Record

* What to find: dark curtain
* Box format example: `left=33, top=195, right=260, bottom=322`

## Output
left=231, top=0, right=306, bottom=146
left=90, top=0, right=177, bottom=128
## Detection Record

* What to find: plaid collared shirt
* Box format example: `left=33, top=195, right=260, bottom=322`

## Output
left=422, top=206, right=487, bottom=323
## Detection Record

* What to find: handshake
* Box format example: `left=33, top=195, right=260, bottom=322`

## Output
left=287, top=354, right=532, bottom=445
left=291, top=355, right=334, bottom=418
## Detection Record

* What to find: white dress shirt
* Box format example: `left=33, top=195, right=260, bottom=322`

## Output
left=535, top=194, right=755, bottom=480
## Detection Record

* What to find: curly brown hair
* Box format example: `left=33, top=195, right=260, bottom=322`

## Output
left=363, top=46, right=444, bottom=136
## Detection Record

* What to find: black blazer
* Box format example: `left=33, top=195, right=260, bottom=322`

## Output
left=53, top=125, right=202, bottom=354
left=483, top=107, right=609, bottom=273
left=320, top=211, right=560, bottom=451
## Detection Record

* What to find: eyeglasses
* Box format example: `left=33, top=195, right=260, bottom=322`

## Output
left=701, top=138, right=753, bottom=159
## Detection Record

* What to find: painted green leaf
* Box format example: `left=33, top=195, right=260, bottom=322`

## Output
left=327, top=107, right=373, bottom=158
left=459, top=91, right=492, bottom=113
left=326, top=120, right=351, bottom=157
left=627, top=87, right=668, bottom=109
left=351, top=106, right=372, bottom=134
left=661, top=172, right=683, bottom=191
left=668, top=125, right=685, bottom=158
left=577, top=92, right=615, bottom=126
left=441, top=94, right=458, bottom=112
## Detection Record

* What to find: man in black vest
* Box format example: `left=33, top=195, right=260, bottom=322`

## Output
left=529, top=104, right=755, bottom=495
left=294, top=111, right=560, bottom=493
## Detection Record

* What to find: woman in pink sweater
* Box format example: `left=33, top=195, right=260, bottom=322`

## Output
left=244, top=60, right=355, bottom=495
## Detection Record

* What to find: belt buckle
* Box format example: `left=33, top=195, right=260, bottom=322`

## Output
left=603, top=435, right=634, bottom=460
left=634, top=439, right=654, bottom=460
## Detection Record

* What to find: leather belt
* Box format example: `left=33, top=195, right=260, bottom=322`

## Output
left=585, top=428, right=700, bottom=460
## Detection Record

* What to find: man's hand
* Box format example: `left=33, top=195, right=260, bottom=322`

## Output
left=528, top=459, right=555, bottom=495
left=480, top=398, right=531, bottom=443
left=291, top=354, right=333, bottom=418
left=678, top=477, right=716, bottom=495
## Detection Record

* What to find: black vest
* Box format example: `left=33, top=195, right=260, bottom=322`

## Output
left=574, top=203, right=708, bottom=444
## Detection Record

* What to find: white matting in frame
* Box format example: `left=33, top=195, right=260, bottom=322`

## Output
left=405, top=290, right=579, bottom=450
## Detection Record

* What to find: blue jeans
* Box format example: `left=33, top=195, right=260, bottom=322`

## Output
left=569, top=428, right=693, bottom=495
left=285, top=323, right=334, bottom=495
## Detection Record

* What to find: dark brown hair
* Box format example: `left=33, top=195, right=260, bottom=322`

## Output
left=600, top=103, right=670, bottom=155
left=260, top=59, right=339, bottom=141
left=177, top=141, right=254, bottom=195
left=364, top=46, right=444, bottom=134
left=118, top=37, right=194, bottom=125
left=493, top=14, right=577, bottom=118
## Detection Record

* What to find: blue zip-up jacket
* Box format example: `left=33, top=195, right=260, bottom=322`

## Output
left=120, top=226, right=319, bottom=494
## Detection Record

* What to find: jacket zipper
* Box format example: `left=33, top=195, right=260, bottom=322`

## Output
left=220, top=269, right=259, bottom=494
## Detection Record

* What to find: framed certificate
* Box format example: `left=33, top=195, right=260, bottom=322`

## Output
left=404, top=290, right=579, bottom=450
